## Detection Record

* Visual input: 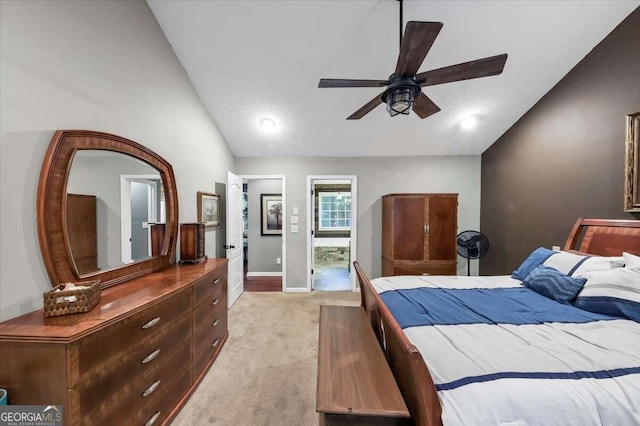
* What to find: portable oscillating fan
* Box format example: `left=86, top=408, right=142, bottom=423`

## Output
left=456, top=230, right=490, bottom=276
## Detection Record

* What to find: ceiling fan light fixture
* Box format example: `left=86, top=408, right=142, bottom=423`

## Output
left=386, top=87, right=414, bottom=116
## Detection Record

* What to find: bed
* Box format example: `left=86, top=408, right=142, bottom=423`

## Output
left=354, top=218, right=640, bottom=426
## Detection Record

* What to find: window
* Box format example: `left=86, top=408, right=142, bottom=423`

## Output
left=318, top=192, right=351, bottom=231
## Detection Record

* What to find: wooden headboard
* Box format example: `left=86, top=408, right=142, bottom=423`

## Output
left=564, top=218, right=640, bottom=256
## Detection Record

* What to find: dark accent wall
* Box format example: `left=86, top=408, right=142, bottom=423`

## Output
left=480, top=8, right=640, bottom=275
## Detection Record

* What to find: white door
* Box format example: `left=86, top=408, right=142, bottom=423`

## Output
left=226, top=171, right=244, bottom=308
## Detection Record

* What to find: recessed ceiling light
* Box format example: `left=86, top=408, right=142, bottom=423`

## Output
left=460, top=115, right=479, bottom=130
left=260, top=118, right=276, bottom=131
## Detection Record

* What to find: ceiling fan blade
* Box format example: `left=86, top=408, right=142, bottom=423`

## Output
left=318, top=79, right=389, bottom=88
left=416, top=54, right=508, bottom=87
left=412, top=93, right=441, bottom=119
left=347, top=93, right=385, bottom=120
left=395, top=21, right=443, bottom=77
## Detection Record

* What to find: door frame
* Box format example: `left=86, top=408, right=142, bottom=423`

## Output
left=306, top=175, right=358, bottom=292
left=120, top=174, right=162, bottom=264
left=238, top=174, right=287, bottom=291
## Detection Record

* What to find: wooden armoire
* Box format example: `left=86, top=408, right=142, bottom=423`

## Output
left=382, top=193, right=458, bottom=276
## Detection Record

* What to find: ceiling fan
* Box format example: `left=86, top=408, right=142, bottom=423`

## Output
left=318, top=0, right=508, bottom=120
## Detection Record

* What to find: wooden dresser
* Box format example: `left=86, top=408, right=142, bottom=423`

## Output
left=0, top=258, right=227, bottom=426
left=382, top=193, right=458, bottom=276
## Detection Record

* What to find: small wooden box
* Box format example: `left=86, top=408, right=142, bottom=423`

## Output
left=180, top=223, right=207, bottom=264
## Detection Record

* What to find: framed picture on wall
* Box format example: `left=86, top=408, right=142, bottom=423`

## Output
left=261, top=194, right=282, bottom=236
left=197, top=191, right=220, bottom=227
left=624, top=111, right=640, bottom=212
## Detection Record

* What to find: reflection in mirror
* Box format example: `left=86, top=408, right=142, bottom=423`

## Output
left=66, top=150, right=165, bottom=275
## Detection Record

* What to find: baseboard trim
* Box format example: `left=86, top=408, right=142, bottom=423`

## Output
left=246, top=272, right=283, bottom=277
left=285, top=287, right=309, bottom=293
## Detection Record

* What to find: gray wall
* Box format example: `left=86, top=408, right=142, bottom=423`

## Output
left=0, top=0, right=235, bottom=321
left=480, top=7, right=640, bottom=275
left=236, top=156, right=481, bottom=289
left=247, top=179, right=283, bottom=274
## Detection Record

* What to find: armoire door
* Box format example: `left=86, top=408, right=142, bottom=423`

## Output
left=391, top=196, right=426, bottom=262
left=426, top=196, right=457, bottom=261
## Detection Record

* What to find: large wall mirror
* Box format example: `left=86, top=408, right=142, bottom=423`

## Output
left=38, top=130, right=179, bottom=289
left=624, top=111, right=640, bottom=212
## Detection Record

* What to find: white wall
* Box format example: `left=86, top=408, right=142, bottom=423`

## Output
left=247, top=179, right=283, bottom=274
left=236, top=156, right=481, bottom=290
left=0, top=0, right=235, bottom=321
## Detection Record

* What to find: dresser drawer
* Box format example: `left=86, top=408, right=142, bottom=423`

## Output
left=193, top=264, right=227, bottom=307
left=87, top=338, right=191, bottom=426
left=68, top=289, right=192, bottom=386
left=193, top=283, right=225, bottom=332
left=68, top=314, right=192, bottom=423
left=136, top=364, right=192, bottom=426
left=193, top=310, right=227, bottom=377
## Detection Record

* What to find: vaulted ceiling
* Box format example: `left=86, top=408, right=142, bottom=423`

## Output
left=148, top=1, right=638, bottom=157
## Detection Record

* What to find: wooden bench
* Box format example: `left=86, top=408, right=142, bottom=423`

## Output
left=317, top=305, right=411, bottom=425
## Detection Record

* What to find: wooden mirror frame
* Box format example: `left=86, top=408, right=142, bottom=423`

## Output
left=37, top=130, right=179, bottom=289
left=624, top=111, right=640, bottom=212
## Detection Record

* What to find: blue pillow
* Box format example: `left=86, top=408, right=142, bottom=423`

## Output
left=512, top=247, right=557, bottom=281
left=523, top=265, right=586, bottom=304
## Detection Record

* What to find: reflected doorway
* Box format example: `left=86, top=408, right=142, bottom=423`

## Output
left=121, top=175, right=164, bottom=264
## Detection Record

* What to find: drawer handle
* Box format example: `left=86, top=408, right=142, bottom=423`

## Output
left=212, top=319, right=220, bottom=327
left=142, top=379, right=161, bottom=397
left=142, top=317, right=160, bottom=329
left=212, top=298, right=220, bottom=306
left=213, top=278, right=220, bottom=285
left=141, top=349, right=160, bottom=364
left=145, top=410, right=161, bottom=426
left=212, top=339, right=220, bottom=348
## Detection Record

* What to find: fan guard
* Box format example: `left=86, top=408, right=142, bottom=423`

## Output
left=456, top=230, right=490, bottom=276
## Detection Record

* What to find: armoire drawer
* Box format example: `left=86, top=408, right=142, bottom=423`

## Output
left=193, top=264, right=227, bottom=307
left=68, top=289, right=192, bottom=386
left=85, top=338, right=191, bottom=426
left=67, top=314, right=192, bottom=423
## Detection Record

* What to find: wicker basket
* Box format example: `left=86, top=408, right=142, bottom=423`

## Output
left=43, top=280, right=101, bottom=318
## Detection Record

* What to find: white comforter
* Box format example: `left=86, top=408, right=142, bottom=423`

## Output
left=370, top=275, right=640, bottom=426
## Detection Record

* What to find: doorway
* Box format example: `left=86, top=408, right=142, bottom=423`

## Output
left=306, top=176, right=357, bottom=292
left=232, top=174, right=286, bottom=293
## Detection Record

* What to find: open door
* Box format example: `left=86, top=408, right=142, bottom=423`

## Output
left=226, top=171, right=244, bottom=308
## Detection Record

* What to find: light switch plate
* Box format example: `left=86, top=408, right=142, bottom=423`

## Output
left=291, top=215, right=299, bottom=224
left=291, top=224, right=299, bottom=233
left=292, top=207, right=299, bottom=215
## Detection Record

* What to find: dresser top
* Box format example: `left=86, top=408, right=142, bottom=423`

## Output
left=0, top=258, right=227, bottom=343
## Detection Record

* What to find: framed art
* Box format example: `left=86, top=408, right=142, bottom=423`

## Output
left=261, top=193, right=283, bottom=236
left=624, top=111, right=640, bottom=212
left=197, top=191, right=220, bottom=227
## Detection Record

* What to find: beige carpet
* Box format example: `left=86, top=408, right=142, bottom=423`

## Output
left=171, top=290, right=361, bottom=426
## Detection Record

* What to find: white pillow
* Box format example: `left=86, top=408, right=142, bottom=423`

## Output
left=542, top=251, right=624, bottom=277
left=574, top=267, right=640, bottom=321
left=623, top=252, right=640, bottom=268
